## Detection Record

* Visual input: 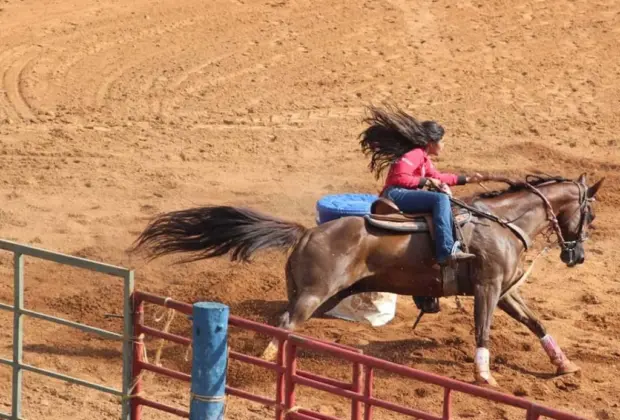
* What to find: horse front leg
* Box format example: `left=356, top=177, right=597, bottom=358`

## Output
left=498, top=291, right=580, bottom=375
left=473, top=280, right=502, bottom=386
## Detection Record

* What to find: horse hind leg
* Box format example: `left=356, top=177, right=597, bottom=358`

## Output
left=261, top=259, right=302, bottom=360
left=498, top=291, right=580, bottom=375
left=261, top=293, right=325, bottom=361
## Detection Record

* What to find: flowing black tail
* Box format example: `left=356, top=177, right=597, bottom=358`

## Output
left=131, top=206, right=308, bottom=263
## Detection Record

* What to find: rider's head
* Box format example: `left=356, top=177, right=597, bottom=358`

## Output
left=422, top=121, right=445, bottom=156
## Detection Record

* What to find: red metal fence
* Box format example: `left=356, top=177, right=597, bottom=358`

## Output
left=130, top=291, right=587, bottom=420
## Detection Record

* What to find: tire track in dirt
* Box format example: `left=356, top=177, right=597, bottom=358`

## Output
left=86, top=17, right=209, bottom=112
left=0, top=49, right=18, bottom=121
left=156, top=51, right=259, bottom=121
left=169, top=51, right=242, bottom=90
left=94, top=64, right=138, bottom=110
left=2, top=9, right=156, bottom=119
left=0, top=45, right=41, bottom=122
left=181, top=106, right=365, bottom=130
left=5, top=14, right=210, bottom=117
left=157, top=21, right=372, bottom=121
left=153, top=49, right=244, bottom=117
left=92, top=15, right=272, bottom=119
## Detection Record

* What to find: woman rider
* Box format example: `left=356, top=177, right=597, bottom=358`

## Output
left=359, top=105, right=484, bottom=313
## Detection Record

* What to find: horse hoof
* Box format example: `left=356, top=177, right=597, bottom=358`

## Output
left=556, top=361, right=581, bottom=375
left=474, top=373, right=498, bottom=387
left=261, top=343, right=278, bottom=361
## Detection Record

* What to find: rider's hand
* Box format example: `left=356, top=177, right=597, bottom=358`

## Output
left=428, top=178, right=444, bottom=188
left=428, top=178, right=451, bottom=195
left=467, top=173, right=485, bottom=183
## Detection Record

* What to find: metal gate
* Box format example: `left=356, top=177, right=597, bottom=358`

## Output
left=0, top=239, right=134, bottom=420
left=129, top=291, right=587, bottom=420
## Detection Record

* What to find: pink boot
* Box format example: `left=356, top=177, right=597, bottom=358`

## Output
left=540, top=335, right=580, bottom=375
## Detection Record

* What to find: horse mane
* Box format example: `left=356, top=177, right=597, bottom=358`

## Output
left=475, top=174, right=570, bottom=200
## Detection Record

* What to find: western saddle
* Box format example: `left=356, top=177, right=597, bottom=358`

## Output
left=364, top=197, right=471, bottom=236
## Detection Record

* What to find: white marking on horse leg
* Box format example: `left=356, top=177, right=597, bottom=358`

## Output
left=474, top=347, right=498, bottom=386
left=261, top=339, right=279, bottom=361
left=475, top=347, right=490, bottom=380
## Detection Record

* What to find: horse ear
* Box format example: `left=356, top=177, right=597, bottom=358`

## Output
left=577, top=172, right=587, bottom=184
left=587, top=178, right=605, bottom=198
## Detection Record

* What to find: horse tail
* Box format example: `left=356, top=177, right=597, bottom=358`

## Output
left=131, top=205, right=308, bottom=263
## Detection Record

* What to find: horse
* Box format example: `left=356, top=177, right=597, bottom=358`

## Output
left=130, top=173, right=604, bottom=386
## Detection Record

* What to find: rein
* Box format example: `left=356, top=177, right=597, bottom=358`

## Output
left=447, top=195, right=533, bottom=250
left=446, top=175, right=589, bottom=252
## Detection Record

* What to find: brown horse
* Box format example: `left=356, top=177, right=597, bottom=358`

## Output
left=131, top=173, right=604, bottom=386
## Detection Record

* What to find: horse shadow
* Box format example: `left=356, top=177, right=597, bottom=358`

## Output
left=229, top=299, right=288, bottom=326
left=230, top=298, right=368, bottom=325
left=355, top=338, right=454, bottom=370
left=229, top=299, right=559, bottom=382
left=231, top=299, right=444, bottom=356
left=500, top=362, right=557, bottom=380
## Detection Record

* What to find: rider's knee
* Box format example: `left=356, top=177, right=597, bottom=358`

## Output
left=435, top=193, right=450, bottom=205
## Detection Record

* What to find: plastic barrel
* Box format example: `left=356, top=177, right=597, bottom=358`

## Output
left=316, top=193, right=379, bottom=225
left=315, top=192, right=397, bottom=327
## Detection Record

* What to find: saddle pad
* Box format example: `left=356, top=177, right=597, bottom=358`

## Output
left=364, top=211, right=471, bottom=233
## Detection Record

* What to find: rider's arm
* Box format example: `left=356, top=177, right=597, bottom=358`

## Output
left=425, top=160, right=467, bottom=187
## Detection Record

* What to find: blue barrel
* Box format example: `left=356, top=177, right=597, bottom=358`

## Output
left=316, top=193, right=378, bottom=225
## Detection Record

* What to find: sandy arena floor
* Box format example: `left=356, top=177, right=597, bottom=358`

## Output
left=1, top=0, right=620, bottom=418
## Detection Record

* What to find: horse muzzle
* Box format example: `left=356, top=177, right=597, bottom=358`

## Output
left=560, top=245, right=585, bottom=267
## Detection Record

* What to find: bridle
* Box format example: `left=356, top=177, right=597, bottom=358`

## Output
left=522, top=176, right=591, bottom=258
left=444, top=175, right=592, bottom=254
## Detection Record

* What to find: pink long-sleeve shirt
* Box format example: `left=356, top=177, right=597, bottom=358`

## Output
left=381, top=148, right=466, bottom=195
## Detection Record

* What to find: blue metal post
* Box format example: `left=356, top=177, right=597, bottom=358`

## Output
left=189, top=302, right=229, bottom=420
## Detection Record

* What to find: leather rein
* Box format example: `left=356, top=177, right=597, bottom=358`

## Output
left=445, top=175, right=590, bottom=252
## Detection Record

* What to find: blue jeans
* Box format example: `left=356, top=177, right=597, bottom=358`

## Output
left=384, top=187, right=454, bottom=263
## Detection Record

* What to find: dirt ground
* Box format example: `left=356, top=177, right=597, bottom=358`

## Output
left=1, top=0, right=620, bottom=418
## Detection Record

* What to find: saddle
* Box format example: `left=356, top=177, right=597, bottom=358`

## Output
left=364, top=197, right=471, bottom=236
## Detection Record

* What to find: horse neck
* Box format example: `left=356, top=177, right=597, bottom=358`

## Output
left=483, top=183, right=576, bottom=239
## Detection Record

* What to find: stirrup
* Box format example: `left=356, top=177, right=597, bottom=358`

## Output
left=412, top=297, right=440, bottom=330
left=451, top=251, right=476, bottom=261
left=413, top=296, right=440, bottom=314
left=450, top=241, right=476, bottom=260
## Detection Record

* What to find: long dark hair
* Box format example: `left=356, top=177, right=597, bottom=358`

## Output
left=359, top=104, right=444, bottom=179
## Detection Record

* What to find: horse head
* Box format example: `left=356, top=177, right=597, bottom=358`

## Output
left=556, top=173, right=604, bottom=267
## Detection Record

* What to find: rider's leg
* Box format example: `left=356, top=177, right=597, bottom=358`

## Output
left=430, top=192, right=454, bottom=264
left=430, top=192, right=475, bottom=303
left=385, top=188, right=467, bottom=313
left=386, top=188, right=470, bottom=262
left=431, top=193, right=475, bottom=263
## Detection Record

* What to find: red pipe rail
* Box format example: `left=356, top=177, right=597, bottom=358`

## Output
left=130, top=291, right=587, bottom=420
left=131, top=291, right=362, bottom=420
